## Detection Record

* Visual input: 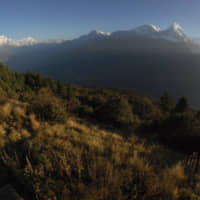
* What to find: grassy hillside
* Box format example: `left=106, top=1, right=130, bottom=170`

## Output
left=0, top=63, right=199, bottom=199
left=0, top=100, right=197, bottom=200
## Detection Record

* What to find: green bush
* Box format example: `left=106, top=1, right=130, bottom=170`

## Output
left=29, top=102, right=67, bottom=123
left=160, top=91, right=175, bottom=112
left=28, top=88, right=67, bottom=123
left=96, top=96, right=134, bottom=125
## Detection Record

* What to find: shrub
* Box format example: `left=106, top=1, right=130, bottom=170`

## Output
left=160, top=91, right=175, bottom=112
left=30, top=103, right=67, bottom=123
left=96, top=96, right=134, bottom=125
left=28, top=88, right=67, bottom=124
left=175, top=97, right=189, bottom=113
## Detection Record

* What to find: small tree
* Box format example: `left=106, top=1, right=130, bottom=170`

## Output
left=57, top=80, right=67, bottom=98
left=160, top=91, right=174, bottom=112
left=98, top=96, right=134, bottom=125
left=175, top=97, right=189, bottom=113
left=28, top=88, right=67, bottom=123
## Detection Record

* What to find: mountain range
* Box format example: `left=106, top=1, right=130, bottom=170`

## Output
left=80, top=22, right=192, bottom=43
left=1, top=23, right=200, bottom=107
left=0, top=22, right=192, bottom=47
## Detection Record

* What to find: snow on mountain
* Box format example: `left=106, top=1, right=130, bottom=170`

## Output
left=133, top=22, right=191, bottom=42
left=77, top=30, right=111, bottom=41
left=105, top=23, right=190, bottom=43
left=90, top=30, right=111, bottom=36
left=110, top=25, right=160, bottom=40
left=0, top=36, right=14, bottom=46
left=134, top=24, right=161, bottom=34
left=0, top=35, right=38, bottom=47
left=159, top=22, right=191, bottom=42
left=0, top=36, right=64, bottom=47
left=127, top=23, right=190, bottom=42
left=0, top=23, right=191, bottom=48
left=15, top=37, right=38, bottom=46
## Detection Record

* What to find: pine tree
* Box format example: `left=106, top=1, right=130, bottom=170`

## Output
left=160, top=91, right=174, bottom=112
left=175, top=97, right=189, bottom=113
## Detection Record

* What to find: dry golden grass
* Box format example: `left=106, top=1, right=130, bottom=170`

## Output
left=168, top=162, right=186, bottom=183
left=0, top=125, right=6, bottom=137
left=12, top=106, right=25, bottom=117
left=0, top=100, right=197, bottom=200
left=8, top=129, right=22, bottom=142
left=21, top=129, right=31, bottom=139
left=0, top=103, right=12, bottom=117
left=29, top=114, right=40, bottom=131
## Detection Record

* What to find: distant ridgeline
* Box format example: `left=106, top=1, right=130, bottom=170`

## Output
left=3, top=23, right=200, bottom=108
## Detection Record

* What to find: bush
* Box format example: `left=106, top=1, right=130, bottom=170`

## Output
left=175, top=97, right=189, bottom=113
left=29, top=102, right=67, bottom=123
left=160, top=91, right=175, bottom=112
left=28, top=88, right=67, bottom=123
left=78, top=105, right=94, bottom=117
left=96, top=96, right=134, bottom=126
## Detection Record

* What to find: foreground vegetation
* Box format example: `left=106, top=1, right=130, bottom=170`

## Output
left=0, top=63, right=200, bottom=199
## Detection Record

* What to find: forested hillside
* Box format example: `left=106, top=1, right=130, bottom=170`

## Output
left=0, top=63, right=200, bottom=199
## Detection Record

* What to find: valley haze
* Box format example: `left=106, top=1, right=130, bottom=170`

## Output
left=1, top=23, right=200, bottom=107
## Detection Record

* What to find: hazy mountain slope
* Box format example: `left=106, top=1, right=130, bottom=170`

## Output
left=2, top=23, right=200, bottom=107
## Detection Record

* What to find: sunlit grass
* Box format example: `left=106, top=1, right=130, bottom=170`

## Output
left=0, top=100, right=197, bottom=200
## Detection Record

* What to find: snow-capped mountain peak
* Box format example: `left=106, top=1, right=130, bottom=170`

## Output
left=160, top=22, right=190, bottom=42
left=150, top=24, right=161, bottom=32
left=170, top=22, right=183, bottom=32
left=0, top=35, right=13, bottom=46
left=77, top=30, right=111, bottom=41
left=15, top=37, right=38, bottom=46
left=110, top=23, right=190, bottom=42
left=135, top=24, right=161, bottom=33
left=89, top=30, right=111, bottom=36
left=0, top=23, right=192, bottom=48
left=0, top=35, right=38, bottom=47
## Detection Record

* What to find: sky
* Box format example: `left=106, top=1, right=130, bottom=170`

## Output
left=0, top=0, right=200, bottom=40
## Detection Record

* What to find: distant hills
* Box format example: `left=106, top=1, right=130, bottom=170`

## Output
left=1, top=23, right=200, bottom=107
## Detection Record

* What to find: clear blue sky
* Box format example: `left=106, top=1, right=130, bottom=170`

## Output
left=1, top=0, right=200, bottom=40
